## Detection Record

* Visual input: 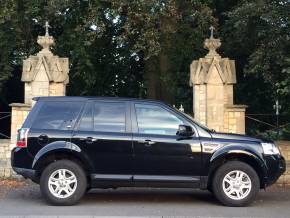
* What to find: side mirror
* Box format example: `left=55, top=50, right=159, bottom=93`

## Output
left=177, top=125, right=194, bottom=137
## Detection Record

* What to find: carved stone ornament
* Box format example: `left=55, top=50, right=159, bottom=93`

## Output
left=21, top=22, right=69, bottom=84
left=204, top=37, right=221, bottom=58
left=190, top=28, right=236, bottom=85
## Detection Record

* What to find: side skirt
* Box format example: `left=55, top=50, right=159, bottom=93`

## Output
left=90, top=174, right=205, bottom=189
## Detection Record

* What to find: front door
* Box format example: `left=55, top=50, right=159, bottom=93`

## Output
left=72, top=100, right=133, bottom=183
left=132, top=103, right=202, bottom=184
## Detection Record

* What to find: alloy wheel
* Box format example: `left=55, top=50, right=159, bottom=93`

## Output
left=222, top=170, right=252, bottom=200
left=48, top=169, right=78, bottom=199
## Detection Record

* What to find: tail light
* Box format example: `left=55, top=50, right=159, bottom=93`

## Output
left=16, top=128, right=29, bottom=148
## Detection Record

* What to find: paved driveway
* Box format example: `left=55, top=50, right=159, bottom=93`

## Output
left=0, top=180, right=290, bottom=218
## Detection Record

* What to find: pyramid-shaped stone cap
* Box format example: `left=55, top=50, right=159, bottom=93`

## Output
left=22, top=55, right=69, bottom=84
left=190, top=57, right=236, bottom=85
left=190, top=34, right=236, bottom=85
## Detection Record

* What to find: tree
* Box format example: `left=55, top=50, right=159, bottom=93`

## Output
left=217, top=0, right=290, bottom=137
left=111, top=0, right=216, bottom=106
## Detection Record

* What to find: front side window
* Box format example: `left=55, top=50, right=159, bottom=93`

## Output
left=135, top=104, right=183, bottom=135
left=93, top=102, right=126, bottom=132
left=32, top=101, right=82, bottom=130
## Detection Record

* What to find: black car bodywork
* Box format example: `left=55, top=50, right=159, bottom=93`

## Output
left=11, top=97, right=286, bottom=190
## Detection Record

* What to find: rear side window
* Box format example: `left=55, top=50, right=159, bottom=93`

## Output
left=78, top=101, right=126, bottom=132
left=93, top=102, right=126, bottom=132
left=32, top=101, right=82, bottom=130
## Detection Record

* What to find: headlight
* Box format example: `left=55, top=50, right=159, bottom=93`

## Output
left=261, top=143, right=280, bottom=155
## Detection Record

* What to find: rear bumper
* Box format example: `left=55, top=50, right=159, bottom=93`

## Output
left=11, top=147, right=35, bottom=180
left=264, top=154, right=286, bottom=187
left=12, top=167, right=36, bottom=180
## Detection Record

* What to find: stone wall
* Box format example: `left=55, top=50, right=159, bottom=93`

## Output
left=10, top=103, right=31, bottom=144
left=2, top=104, right=31, bottom=179
left=277, top=141, right=290, bottom=187
left=224, top=105, right=246, bottom=134
left=0, top=139, right=13, bottom=178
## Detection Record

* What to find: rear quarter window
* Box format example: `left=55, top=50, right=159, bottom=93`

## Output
left=31, top=101, right=83, bottom=130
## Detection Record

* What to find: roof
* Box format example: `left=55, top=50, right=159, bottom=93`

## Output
left=32, top=96, right=165, bottom=104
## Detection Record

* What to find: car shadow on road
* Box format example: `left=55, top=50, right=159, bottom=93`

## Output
left=81, top=188, right=219, bottom=206
left=3, top=182, right=289, bottom=208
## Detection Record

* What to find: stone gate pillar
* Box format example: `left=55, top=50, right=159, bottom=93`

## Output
left=22, top=22, right=69, bottom=106
left=10, top=22, right=69, bottom=145
left=189, top=27, right=247, bottom=134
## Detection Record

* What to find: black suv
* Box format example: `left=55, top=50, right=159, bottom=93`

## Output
left=11, top=97, right=285, bottom=206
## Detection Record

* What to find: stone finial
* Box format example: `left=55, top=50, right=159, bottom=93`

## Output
left=209, top=25, right=214, bottom=38
left=37, top=21, right=54, bottom=55
left=204, top=26, right=221, bottom=58
left=178, top=104, right=184, bottom=112
left=44, top=21, right=50, bottom=36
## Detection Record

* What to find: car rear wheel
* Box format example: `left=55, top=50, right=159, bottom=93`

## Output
left=40, top=160, right=87, bottom=206
left=212, top=161, right=260, bottom=207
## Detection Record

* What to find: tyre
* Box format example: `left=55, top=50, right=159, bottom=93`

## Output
left=212, top=161, right=260, bottom=207
left=40, top=160, right=87, bottom=206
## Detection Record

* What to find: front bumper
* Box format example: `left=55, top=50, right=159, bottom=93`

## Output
left=264, top=154, right=286, bottom=187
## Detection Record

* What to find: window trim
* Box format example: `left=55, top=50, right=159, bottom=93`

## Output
left=131, top=102, right=197, bottom=136
left=75, top=101, right=93, bottom=132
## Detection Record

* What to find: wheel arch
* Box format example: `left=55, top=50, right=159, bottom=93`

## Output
left=207, top=149, right=267, bottom=189
left=32, top=141, right=94, bottom=182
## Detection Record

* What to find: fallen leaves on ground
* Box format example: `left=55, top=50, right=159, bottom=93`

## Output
left=0, top=179, right=29, bottom=198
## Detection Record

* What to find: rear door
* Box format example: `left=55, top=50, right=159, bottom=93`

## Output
left=27, top=100, right=83, bottom=156
left=72, top=100, right=133, bottom=182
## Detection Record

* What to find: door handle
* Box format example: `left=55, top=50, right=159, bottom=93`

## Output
left=138, top=139, right=156, bottom=147
left=80, top=137, right=98, bottom=144
left=37, top=134, right=48, bottom=145
left=38, top=134, right=48, bottom=140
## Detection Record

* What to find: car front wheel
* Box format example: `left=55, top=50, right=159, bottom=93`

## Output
left=40, top=160, right=87, bottom=206
left=212, top=161, right=260, bottom=207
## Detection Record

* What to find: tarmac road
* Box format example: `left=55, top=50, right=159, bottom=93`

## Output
left=0, top=180, right=289, bottom=218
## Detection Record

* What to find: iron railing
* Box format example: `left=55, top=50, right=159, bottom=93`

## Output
left=246, top=113, right=290, bottom=140
left=0, top=112, right=11, bottom=139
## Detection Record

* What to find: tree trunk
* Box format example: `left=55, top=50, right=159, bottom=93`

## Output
left=159, top=53, right=174, bottom=104
left=145, top=57, right=161, bottom=100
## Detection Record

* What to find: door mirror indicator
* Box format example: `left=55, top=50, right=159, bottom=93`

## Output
left=177, top=125, right=194, bottom=137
